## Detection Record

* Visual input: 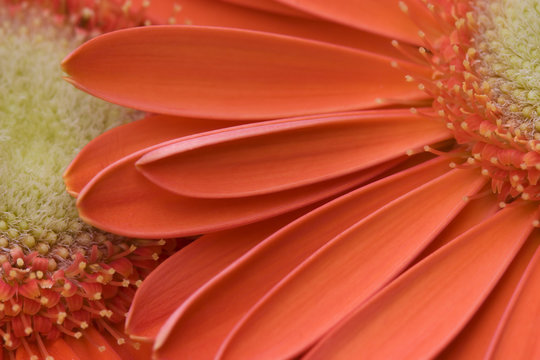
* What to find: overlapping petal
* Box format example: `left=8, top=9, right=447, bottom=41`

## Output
left=76, top=144, right=398, bottom=238
left=127, top=0, right=413, bottom=56
left=273, top=0, right=437, bottom=44
left=306, top=202, right=538, bottom=359
left=216, top=168, right=486, bottom=360
left=137, top=109, right=451, bottom=197
left=62, top=26, right=427, bottom=120
left=439, top=231, right=540, bottom=359
left=126, top=211, right=308, bottom=340
left=486, top=235, right=540, bottom=359
left=151, top=157, right=458, bottom=359
left=64, top=115, right=235, bottom=196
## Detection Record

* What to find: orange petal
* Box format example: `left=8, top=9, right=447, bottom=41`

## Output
left=126, top=211, right=305, bottom=340
left=415, top=192, right=500, bottom=261
left=152, top=157, right=455, bottom=359
left=64, top=114, right=235, bottom=197
left=64, top=328, right=122, bottom=360
left=217, top=168, right=486, bottom=360
left=77, top=147, right=396, bottom=238
left=131, top=0, right=414, bottom=56
left=47, top=338, right=82, bottom=360
left=221, top=0, right=312, bottom=18
left=15, top=343, right=39, bottom=360
left=104, top=324, right=153, bottom=360
left=486, top=233, right=540, bottom=360
left=306, top=201, right=538, bottom=360
left=138, top=109, right=450, bottom=197
left=439, top=230, right=540, bottom=359
left=63, top=26, right=427, bottom=120
left=273, top=0, right=436, bottom=45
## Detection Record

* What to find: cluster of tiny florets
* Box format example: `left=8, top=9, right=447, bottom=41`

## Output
left=398, top=0, right=540, bottom=202
left=0, top=1, right=180, bottom=358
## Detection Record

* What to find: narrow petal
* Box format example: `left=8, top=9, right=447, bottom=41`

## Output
left=152, top=157, right=455, bottom=359
left=103, top=324, right=154, bottom=360
left=64, top=115, right=234, bottom=196
left=64, top=328, right=122, bottom=359
left=130, top=0, right=414, bottom=56
left=439, top=231, right=540, bottom=359
left=221, top=0, right=312, bottom=18
left=126, top=212, right=304, bottom=340
left=62, top=26, right=427, bottom=120
left=77, top=150, right=397, bottom=238
left=273, top=0, right=436, bottom=44
left=415, top=193, right=500, bottom=261
left=47, top=338, right=82, bottom=360
left=137, top=110, right=451, bottom=197
left=306, top=202, right=538, bottom=360
left=486, top=235, right=540, bottom=360
left=217, top=169, right=486, bottom=360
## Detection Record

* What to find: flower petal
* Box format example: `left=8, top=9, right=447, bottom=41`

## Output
left=137, top=109, right=451, bottom=197
left=273, top=0, right=436, bottom=44
left=131, top=0, right=412, bottom=56
left=439, top=231, right=540, bottom=359
left=64, top=114, right=233, bottom=197
left=47, top=338, right=82, bottom=360
left=306, top=202, right=538, bottom=360
left=64, top=328, right=122, bottom=360
left=221, top=0, right=312, bottom=18
left=62, top=26, right=427, bottom=120
left=77, top=149, right=396, bottom=238
left=415, top=193, right=500, bottom=261
left=217, top=168, right=486, bottom=360
left=152, top=157, right=455, bottom=359
left=126, top=212, right=303, bottom=340
left=486, top=234, right=540, bottom=360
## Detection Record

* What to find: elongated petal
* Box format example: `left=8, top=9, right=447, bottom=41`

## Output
left=273, top=0, right=435, bottom=44
left=306, top=202, right=538, bottom=360
left=64, top=328, right=122, bottom=360
left=103, top=324, right=154, bottom=360
left=486, top=235, right=540, bottom=360
left=138, top=110, right=450, bottom=197
left=221, top=0, right=311, bottom=18
left=64, top=115, right=234, bottom=196
left=217, top=169, right=486, bottom=360
left=63, top=26, right=427, bottom=120
left=415, top=193, right=500, bottom=261
left=153, top=157, right=455, bottom=359
left=439, top=231, right=540, bottom=359
left=130, top=0, right=412, bottom=56
left=77, top=149, right=396, bottom=238
left=47, top=339, right=82, bottom=360
left=126, top=212, right=304, bottom=340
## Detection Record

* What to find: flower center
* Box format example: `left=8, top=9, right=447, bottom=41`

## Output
left=475, top=0, right=540, bottom=139
left=0, top=5, right=135, bottom=256
left=400, top=0, right=540, bottom=203
left=0, top=3, right=170, bottom=357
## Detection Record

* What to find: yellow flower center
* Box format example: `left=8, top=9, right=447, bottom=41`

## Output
left=0, top=6, right=134, bottom=255
left=0, top=4, right=169, bottom=357
left=475, top=0, right=540, bottom=138
left=400, top=0, right=540, bottom=202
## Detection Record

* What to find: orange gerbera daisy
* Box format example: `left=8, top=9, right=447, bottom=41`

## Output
left=0, top=1, right=183, bottom=359
left=62, top=0, right=539, bottom=359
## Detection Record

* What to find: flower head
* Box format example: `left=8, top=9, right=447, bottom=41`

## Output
left=0, top=0, right=180, bottom=358
left=62, top=0, right=540, bottom=359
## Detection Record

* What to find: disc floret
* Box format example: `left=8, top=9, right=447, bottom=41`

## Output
left=0, top=2, right=174, bottom=358
left=400, top=0, right=540, bottom=202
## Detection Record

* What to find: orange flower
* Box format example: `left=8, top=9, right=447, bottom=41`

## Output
left=63, top=0, right=540, bottom=359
